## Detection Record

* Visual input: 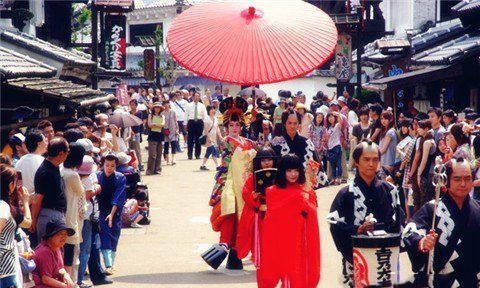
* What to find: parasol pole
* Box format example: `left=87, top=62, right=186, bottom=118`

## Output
left=427, top=156, right=447, bottom=285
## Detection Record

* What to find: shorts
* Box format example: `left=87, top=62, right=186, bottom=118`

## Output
left=204, top=145, right=219, bottom=158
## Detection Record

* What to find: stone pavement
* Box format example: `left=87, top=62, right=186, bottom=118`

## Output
left=109, top=148, right=411, bottom=287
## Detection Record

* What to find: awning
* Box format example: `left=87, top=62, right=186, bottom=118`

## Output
left=6, top=77, right=115, bottom=108
left=365, top=65, right=463, bottom=91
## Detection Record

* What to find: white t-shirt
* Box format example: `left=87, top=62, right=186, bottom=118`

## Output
left=172, top=99, right=188, bottom=123
left=15, top=153, right=44, bottom=195
left=81, top=173, right=98, bottom=219
left=327, top=123, right=342, bottom=149
left=348, top=110, right=359, bottom=134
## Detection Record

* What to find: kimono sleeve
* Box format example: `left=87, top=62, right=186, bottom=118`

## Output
left=112, top=173, right=126, bottom=208
left=326, top=187, right=358, bottom=262
left=242, top=174, right=258, bottom=209
left=402, top=202, right=431, bottom=272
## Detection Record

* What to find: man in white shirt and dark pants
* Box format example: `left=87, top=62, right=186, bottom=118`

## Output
left=172, top=91, right=188, bottom=151
left=186, top=91, right=207, bottom=160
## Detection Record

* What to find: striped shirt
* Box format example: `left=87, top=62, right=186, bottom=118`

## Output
left=0, top=200, right=17, bottom=278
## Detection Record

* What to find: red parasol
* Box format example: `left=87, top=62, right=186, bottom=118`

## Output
left=167, top=0, right=338, bottom=85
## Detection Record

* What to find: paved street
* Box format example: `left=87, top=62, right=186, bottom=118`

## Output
left=109, top=148, right=411, bottom=287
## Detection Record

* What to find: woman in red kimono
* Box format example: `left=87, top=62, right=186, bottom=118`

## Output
left=207, top=97, right=257, bottom=270
left=258, top=154, right=320, bottom=288
left=236, top=147, right=277, bottom=267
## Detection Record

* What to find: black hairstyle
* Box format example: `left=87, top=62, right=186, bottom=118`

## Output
left=162, top=100, right=170, bottom=106
left=77, top=117, right=94, bottom=128
left=348, top=98, right=361, bottom=112
left=427, top=107, right=443, bottom=118
left=278, top=90, right=292, bottom=98
left=253, top=147, right=277, bottom=172
left=63, top=142, right=85, bottom=168
left=281, top=108, right=302, bottom=125
left=463, top=108, right=475, bottom=114
left=134, top=191, right=148, bottom=201
left=326, top=111, right=340, bottom=129
left=64, top=122, right=80, bottom=130
left=47, top=137, right=69, bottom=157
left=274, top=154, right=306, bottom=188
left=466, top=113, right=478, bottom=121
left=445, top=157, right=473, bottom=188
left=399, top=118, right=413, bottom=128
left=449, top=123, right=471, bottom=148
left=316, top=90, right=324, bottom=99
left=206, top=105, right=214, bottom=114
left=357, top=106, right=370, bottom=117
left=108, top=98, right=119, bottom=106
left=352, top=140, right=381, bottom=164
left=63, top=128, right=84, bottom=143
left=129, top=99, right=138, bottom=106
left=25, top=129, right=44, bottom=153
left=37, top=120, right=53, bottom=131
left=473, top=134, right=480, bottom=158
left=414, top=112, right=429, bottom=121
left=369, top=103, right=383, bottom=115
left=443, top=109, right=457, bottom=123
left=228, top=112, right=242, bottom=124
left=101, top=154, right=119, bottom=166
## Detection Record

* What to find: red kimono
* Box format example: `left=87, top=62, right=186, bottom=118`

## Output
left=236, top=174, right=263, bottom=266
left=258, top=184, right=320, bottom=288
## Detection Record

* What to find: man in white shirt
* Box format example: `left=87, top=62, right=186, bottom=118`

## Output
left=185, top=91, right=207, bottom=159
left=172, top=91, right=189, bottom=150
left=15, top=130, right=48, bottom=195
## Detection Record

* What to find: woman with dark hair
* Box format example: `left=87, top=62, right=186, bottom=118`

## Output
left=416, top=120, right=436, bottom=209
left=146, top=102, right=165, bottom=175
left=445, top=123, right=473, bottom=163
left=379, top=110, right=398, bottom=171
left=1, top=164, right=32, bottom=288
left=271, top=108, right=320, bottom=189
left=236, top=147, right=277, bottom=269
left=61, top=142, right=86, bottom=279
left=325, top=111, right=344, bottom=185
left=442, top=109, right=458, bottom=131
left=258, top=155, right=320, bottom=288
left=308, top=111, right=326, bottom=164
left=207, top=97, right=256, bottom=270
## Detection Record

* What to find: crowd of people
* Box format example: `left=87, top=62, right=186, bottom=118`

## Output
left=2, top=83, right=480, bottom=288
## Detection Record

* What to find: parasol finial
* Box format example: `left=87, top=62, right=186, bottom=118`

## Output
left=248, top=6, right=256, bottom=16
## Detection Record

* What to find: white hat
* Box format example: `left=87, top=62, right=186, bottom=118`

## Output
left=330, top=100, right=339, bottom=106
left=337, top=96, right=346, bottom=103
left=116, top=152, right=132, bottom=166
left=13, top=133, right=25, bottom=142
left=317, top=105, right=329, bottom=116
left=76, top=138, right=100, bottom=154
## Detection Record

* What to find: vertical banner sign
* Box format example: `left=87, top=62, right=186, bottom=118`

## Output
left=335, top=34, right=352, bottom=83
left=116, top=83, right=130, bottom=106
left=105, top=14, right=126, bottom=70
left=144, top=49, right=155, bottom=81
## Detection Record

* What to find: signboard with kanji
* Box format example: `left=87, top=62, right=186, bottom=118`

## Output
left=105, top=14, right=126, bottom=70
left=144, top=49, right=155, bottom=81
left=335, top=33, right=352, bottom=83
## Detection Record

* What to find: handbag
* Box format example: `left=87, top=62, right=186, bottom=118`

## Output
left=162, top=128, right=171, bottom=137
left=199, top=119, right=214, bottom=146
left=20, top=256, right=36, bottom=273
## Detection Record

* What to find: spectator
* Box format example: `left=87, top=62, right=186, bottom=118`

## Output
left=0, top=153, right=12, bottom=165
left=445, top=123, right=473, bottom=162
left=9, top=133, right=27, bottom=167
left=16, top=130, right=48, bottom=196
left=325, top=111, right=344, bottom=185
left=308, top=111, right=326, bottom=164
left=379, top=110, right=398, bottom=171
left=211, top=86, right=224, bottom=102
left=172, top=91, right=188, bottom=151
left=63, top=128, right=84, bottom=144
left=61, top=143, right=86, bottom=281
left=273, top=99, right=286, bottom=135
left=31, top=137, right=69, bottom=241
left=1, top=164, right=32, bottom=288
left=37, top=120, right=55, bottom=142
left=121, top=192, right=148, bottom=229
left=428, top=107, right=446, bottom=143
left=296, top=103, right=314, bottom=138
left=347, top=99, right=360, bottom=135
left=264, top=97, right=276, bottom=119
left=146, top=102, right=165, bottom=175
left=116, top=152, right=135, bottom=175
left=442, top=109, right=458, bottom=131
left=31, top=219, right=75, bottom=288
left=416, top=120, right=435, bottom=208
left=128, top=99, right=145, bottom=171
left=368, top=103, right=383, bottom=144
left=96, top=155, right=126, bottom=275
left=162, top=101, right=179, bottom=165
left=185, top=92, right=207, bottom=160
left=200, top=106, right=222, bottom=171
left=310, top=91, right=323, bottom=114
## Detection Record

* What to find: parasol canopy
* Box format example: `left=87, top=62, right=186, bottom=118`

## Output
left=108, top=111, right=143, bottom=128
left=167, top=0, right=337, bottom=85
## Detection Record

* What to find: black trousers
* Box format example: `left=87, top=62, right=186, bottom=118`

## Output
left=187, top=119, right=204, bottom=159
left=88, top=220, right=108, bottom=283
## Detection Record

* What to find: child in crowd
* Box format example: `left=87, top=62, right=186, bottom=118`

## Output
left=121, top=191, right=149, bottom=228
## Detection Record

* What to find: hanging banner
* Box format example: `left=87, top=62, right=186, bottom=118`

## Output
left=144, top=49, right=155, bottom=81
left=335, top=33, right=352, bottom=83
left=105, top=14, right=126, bottom=70
left=116, top=83, right=130, bottom=106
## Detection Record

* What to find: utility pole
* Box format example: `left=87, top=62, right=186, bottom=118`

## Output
left=91, top=6, right=98, bottom=89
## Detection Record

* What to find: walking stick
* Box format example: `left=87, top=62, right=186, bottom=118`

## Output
left=427, top=156, right=447, bottom=286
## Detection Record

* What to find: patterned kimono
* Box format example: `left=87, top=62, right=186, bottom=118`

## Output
left=271, top=132, right=325, bottom=189
left=327, top=175, right=403, bottom=287
left=209, top=136, right=256, bottom=247
left=402, top=194, right=480, bottom=287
